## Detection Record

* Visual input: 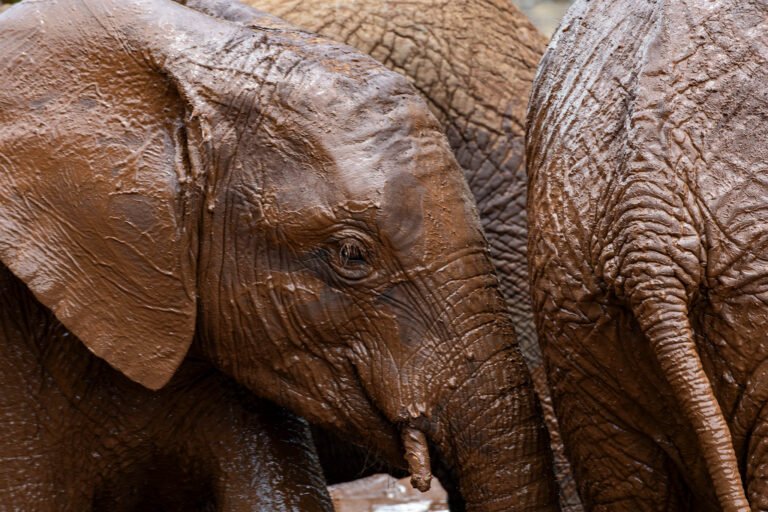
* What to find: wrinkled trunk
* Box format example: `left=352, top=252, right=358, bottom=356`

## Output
left=429, top=334, right=558, bottom=511
left=380, top=276, right=558, bottom=510
left=356, top=256, right=561, bottom=510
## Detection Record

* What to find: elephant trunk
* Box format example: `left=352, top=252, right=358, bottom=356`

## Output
left=402, top=426, right=433, bottom=492
left=424, top=323, right=559, bottom=511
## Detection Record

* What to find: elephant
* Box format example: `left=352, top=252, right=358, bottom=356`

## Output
left=206, top=0, right=580, bottom=508
left=528, top=0, right=768, bottom=510
left=0, top=0, right=557, bottom=510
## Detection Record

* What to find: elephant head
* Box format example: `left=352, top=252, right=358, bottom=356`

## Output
left=183, top=1, right=580, bottom=508
left=0, top=0, right=555, bottom=509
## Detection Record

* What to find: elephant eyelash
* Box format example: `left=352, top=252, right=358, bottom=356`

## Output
left=339, top=240, right=367, bottom=266
left=323, top=235, right=375, bottom=282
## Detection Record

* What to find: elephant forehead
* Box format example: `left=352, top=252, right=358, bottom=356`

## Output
left=328, top=104, right=463, bottom=195
left=257, top=52, right=476, bottom=250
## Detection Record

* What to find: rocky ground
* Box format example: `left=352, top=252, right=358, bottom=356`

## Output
left=331, top=475, right=448, bottom=512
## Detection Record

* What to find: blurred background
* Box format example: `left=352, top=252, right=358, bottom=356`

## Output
left=514, top=0, right=574, bottom=36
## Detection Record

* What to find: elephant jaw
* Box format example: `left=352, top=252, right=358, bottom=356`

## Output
left=401, top=426, right=432, bottom=492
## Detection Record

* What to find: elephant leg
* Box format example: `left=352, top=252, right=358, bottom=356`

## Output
left=0, top=444, right=96, bottom=512
left=553, top=381, right=691, bottom=511
left=173, top=381, right=333, bottom=512
left=0, top=469, right=87, bottom=512
left=543, top=309, right=694, bottom=511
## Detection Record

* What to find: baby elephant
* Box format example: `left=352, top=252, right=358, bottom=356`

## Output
left=0, top=0, right=556, bottom=510
left=529, top=0, right=767, bottom=510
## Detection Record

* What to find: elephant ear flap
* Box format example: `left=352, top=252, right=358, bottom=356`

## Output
left=0, top=42, right=201, bottom=390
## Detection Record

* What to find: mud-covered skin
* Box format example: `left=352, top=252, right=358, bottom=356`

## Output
left=244, top=0, right=544, bottom=392
left=211, top=0, right=578, bottom=508
left=0, top=264, right=330, bottom=511
left=0, top=0, right=554, bottom=510
left=528, top=0, right=768, bottom=510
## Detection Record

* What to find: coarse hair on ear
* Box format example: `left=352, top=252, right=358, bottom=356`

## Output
left=0, top=0, right=221, bottom=390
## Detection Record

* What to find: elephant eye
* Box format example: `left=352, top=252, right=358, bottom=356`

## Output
left=340, top=240, right=365, bottom=265
left=329, top=237, right=372, bottom=281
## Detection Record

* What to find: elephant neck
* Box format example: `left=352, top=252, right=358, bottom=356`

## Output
left=0, top=262, right=70, bottom=361
left=0, top=263, right=95, bottom=419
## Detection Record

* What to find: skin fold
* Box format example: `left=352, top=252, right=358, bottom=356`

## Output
left=0, top=0, right=555, bottom=510
left=227, top=0, right=580, bottom=508
left=528, top=0, right=768, bottom=510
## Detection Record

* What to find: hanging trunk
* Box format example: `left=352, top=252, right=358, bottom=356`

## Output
left=424, top=327, right=559, bottom=511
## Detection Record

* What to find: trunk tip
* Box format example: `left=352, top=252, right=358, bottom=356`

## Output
left=410, top=472, right=433, bottom=493
left=401, top=426, right=433, bottom=492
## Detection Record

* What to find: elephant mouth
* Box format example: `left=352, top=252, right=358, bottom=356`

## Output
left=346, top=361, right=408, bottom=465
left=348, top=360, right=435, bottom=488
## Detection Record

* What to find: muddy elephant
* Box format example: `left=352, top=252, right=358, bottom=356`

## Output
left=527, top=0, right=768, bottom=510
left=202, top=0, right=578, bottom=508
left=0, top=0, right=556, bottom=510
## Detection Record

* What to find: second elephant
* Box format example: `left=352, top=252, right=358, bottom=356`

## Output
left=528, top=0, right=767, bottom=510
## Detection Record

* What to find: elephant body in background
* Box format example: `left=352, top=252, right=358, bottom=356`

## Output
left=528, top=0, right=767, bottom=510
left=0, top=0, right=556, bottom=510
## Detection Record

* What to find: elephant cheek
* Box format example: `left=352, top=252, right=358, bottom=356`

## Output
left=285, top=283, right=354, bottom=346
left=289, top=287, right=416, bottom=427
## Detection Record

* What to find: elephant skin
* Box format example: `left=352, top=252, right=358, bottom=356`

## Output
left=0, top=0, right=555, bottom=510
left=0, top=263, right=331, bottom=511
left=528, top=0, right=768, bottom=510
left=218, top=0, right=579, bottom=508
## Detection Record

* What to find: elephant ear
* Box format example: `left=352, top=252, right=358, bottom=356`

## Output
left=0, top=3, right=201, bottom=390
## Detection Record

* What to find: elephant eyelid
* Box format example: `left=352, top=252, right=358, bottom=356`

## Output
left=325, top=229, right=375, bottom=253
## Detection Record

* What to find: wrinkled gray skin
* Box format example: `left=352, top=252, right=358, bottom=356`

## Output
left=528, top=0, right=768, bottom=510
left=0, top=0, right=555, bottom=510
